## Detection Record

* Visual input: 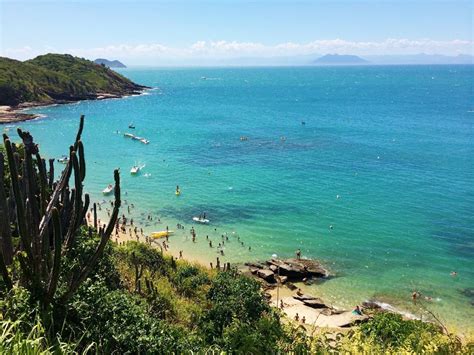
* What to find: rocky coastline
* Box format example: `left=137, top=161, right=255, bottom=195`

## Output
left=0, top=90, right=148, bottom=124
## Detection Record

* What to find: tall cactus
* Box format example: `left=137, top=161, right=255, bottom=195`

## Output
left=0, top=115, right=121, bottom=310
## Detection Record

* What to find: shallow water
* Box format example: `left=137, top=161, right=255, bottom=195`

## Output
left=14, top=65, right=474, bottom=330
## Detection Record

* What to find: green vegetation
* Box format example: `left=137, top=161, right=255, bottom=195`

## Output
left=0, top=117, right=472, bottom=353
left=0, top=54, right=145, bottom=106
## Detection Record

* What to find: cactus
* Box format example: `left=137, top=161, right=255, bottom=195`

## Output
left=0, top=115, right=121, bottom=310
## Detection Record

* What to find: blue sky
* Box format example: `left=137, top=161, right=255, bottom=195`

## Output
left=1, top=0, right=472, bottom=64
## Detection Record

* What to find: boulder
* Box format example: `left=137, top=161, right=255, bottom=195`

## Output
left=362, top=300, right=382, bottom=310
left=302, top=299, right=327, bottom=308
left=266, top=258, right=329, bottom=280
left=257, top=269, right=275, bottom=283
left=294, top=294, right=328, bottom=308
left=278, top=275, right=288, bottom=284
left=249, top=267, right=259, bottom=275
left=245, top=262, right=265, bottom=269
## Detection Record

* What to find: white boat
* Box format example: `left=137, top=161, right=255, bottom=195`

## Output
left=192, top=216, right=210, bottom=224
left=130, top=164, right=145, bottom=175
left=140, top=139, right=149, bottom=144
left=58, top=155, right=69, bottom=164
left=129, top=123, right=136, bottom=129
left=102, top=184, right=114, bottom=195
left=124, top=133, right=135, bottom=138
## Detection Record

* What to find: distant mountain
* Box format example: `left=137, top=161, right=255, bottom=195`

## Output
left=313, top=54, right=369, bottom=65
left=0, top=54, right=146, bottom=107
left=94, top=58, right=127, bottom=68
left=363, top=53, right=473, bottom=65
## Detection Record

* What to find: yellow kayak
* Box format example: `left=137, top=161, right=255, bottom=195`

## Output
left=151, top=230, right=174, bottom=239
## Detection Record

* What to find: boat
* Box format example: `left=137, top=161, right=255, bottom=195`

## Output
left=151, top=230, right=174, bottom=239
left=130, top=163, right=145, bottom=175
left=140, top=138, right=149, bottom=145
left=124, top=133, right=135, bottom=138
left=129, top=123, right=135, bottom=129
left=102, top=184, right=114, bottom=195
left=58, top=155, right=69, bottom=164
left=192, top=216, right=210, bottom=224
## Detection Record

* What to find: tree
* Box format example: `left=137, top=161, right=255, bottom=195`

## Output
left=0, top=115, right=121, bottom=322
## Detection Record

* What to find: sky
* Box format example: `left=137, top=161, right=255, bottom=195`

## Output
left=0, top=0, right=472, bottom=65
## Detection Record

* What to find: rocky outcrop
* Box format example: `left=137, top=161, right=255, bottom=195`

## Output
left=265, top=258, right=329, bottom=280
left=294, top=294, right=328, bottom=308
left=248, top=258, right=329, bottom=286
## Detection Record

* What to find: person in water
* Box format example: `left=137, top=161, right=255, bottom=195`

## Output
left=176, top=185, right=180, bottom=193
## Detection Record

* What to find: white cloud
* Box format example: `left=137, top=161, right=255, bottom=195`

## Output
left=2, top=38, right=472, bottom=62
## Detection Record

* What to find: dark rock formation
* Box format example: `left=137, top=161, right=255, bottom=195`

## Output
left=266, top=258, right=329, bottom=280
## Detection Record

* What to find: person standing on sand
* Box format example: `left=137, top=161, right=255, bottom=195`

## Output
left=412, top=291, right=419, bottom=304
left=296, top=249, right=301, bottom=259
left=294, top=313, right=299, bottom=322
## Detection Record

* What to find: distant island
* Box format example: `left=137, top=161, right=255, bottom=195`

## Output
left=0, top=54, right=147, bottom=123
left=94, top=58, right=127, bottom=68
left=313, top=54, right=369, bottom=65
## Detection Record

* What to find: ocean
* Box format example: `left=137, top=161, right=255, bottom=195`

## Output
left=14, top=65, right=474, bottom=330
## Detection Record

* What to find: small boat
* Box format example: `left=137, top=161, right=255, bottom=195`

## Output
left=58, top=155, right=69, bottom=164
left=193, top=216, right=210, bottom=224
left=151, top=230, right=174, bottom=239
left=130, top=163, right=145, bottom=175
left=124, top=133, right=135, bottom=138
left=140, top=139, right=149, bottom=145
left=102, top=184, right=114, bottom=195
left=130, top=165, right=140, bottom=174
left=129, top=123, right=136, bottom=129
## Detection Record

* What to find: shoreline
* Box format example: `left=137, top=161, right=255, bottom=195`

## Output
left=90, top=199, right=456, bottom=334
left=0, top=89, right=149, bottom=124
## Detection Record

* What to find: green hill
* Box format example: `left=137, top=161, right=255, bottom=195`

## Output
left=0, top=53, right=146, bottom=106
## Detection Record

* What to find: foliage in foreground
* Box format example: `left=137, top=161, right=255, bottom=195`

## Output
left=1, top=239, right=473, bottom=354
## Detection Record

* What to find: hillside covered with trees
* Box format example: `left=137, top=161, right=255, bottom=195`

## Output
left=0, top=54, right=145, bottom=106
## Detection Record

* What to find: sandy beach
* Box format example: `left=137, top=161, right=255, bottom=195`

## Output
left=89, top=197, right=374, bottom=332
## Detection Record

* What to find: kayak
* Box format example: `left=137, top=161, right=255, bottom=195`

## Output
left=151, top=230, right=174, bottom=239
left=192, top=217, right=210, bottom=224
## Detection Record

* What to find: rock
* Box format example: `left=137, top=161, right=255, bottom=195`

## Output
left=249, top=267, right=258, bottom=275
left=286, top=282, right=297, bottom=290
left=278, top=275, right=288, bottom=284
left=302, top=298, right=328, bottom=308
left=362, top=300, right=382, bottom=310
left=269, top=265, right=278, bottom=272
left=294, top=294, right=328, bottom=308
left=257, top=269, right=275, bottom=283
left=245, top=262, right=265, bottom=269
left=266, top=258, right=329, bottom=281
left=294, top=294, right=317, bottom=301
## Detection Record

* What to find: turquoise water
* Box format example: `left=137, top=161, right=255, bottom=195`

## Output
left=13, top=65, right=474, bottom=330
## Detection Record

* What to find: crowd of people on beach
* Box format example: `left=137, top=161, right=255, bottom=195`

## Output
left=88, top=193, right=253, bottom=268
